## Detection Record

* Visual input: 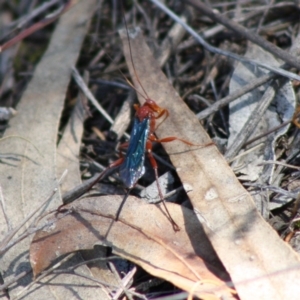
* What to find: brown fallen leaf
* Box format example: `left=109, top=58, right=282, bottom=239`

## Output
left=56, top=73, right=117, bottom=298
left=0, top=0, right=98, bottom=299
left=119, top=28, right=300, bottom=300
left=30, top=196, right=234, bottom=299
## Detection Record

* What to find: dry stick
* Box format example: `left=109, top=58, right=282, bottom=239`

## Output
left=223, top=33, right=300, bottom=159
left=177, top=8, right=267, bottom=51
left=148, top=0, right=300, bottom=81
left=72, top=67, right=131, bottom=140
left=9, top=0, right=60, bottom=29
left=179, top=1, right=298, bottom=159
left=185, top=0, right=300, bottom=71
left=110, top=89, right=134, bottom=140
left=15, top=253, right=75, bottom=298
left=0, top=0, right=75, bottom=52
left=258, top=160, right=300, bottom=171
left=110, top=263, right=136, bottom=300
left=72, top=67, right=113, bottom=124
left=225, top=79, right=281, bottom=160
left=0, top=171, right=67, bottom=255
left=2, top=214, right=65, bottom=259
left=0, top=270, right=31, bottom=293
left=147, top=0, right=294, bottom=122
left=244, top=119, right=292, bottom=147
left=0, top=190, right=53, bottom=253
left=155, top=8, right=194, bottom=67
left=62, top=165, right=119, bottom=205
left=23, top=257, right=120, bottom=299
left=228, top=143, right=264, bottom=164
left=197, top=72, right=277, bottom=120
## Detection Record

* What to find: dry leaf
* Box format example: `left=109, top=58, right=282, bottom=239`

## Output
left=228, top=44, right=294, bottom=179
left=56, top=75, right=117, bottom=298
left=0, top=1, right=97, bottom=299
left=30, top=196, right=233, bottom=299
left=119, top=28, right=300, bottom=300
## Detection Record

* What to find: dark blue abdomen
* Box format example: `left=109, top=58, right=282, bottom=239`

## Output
left=119, top=117, right=150, bottom=188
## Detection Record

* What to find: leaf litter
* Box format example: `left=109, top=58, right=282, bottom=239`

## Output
left=30, top=195, right=233, bottom=299
left=119, top=25, right=300, bottom=300
left=227, top=43, right=296, bottom=215
left=0, top=0, right=100, bottom=299
left=1, top=1, right=300, bottom=299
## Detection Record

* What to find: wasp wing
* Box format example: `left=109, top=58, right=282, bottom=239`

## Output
left=119, top=117, right=150, bottom=188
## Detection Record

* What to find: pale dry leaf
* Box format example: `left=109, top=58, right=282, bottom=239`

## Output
left=270, top=33, right=300, bottom=210
left=0, top=0, right=97, bottom=299
left=56, top=75, right=117, bottom=299
left=119, top=28, right=300, bottom=300
left=228, top=43, right=295, bottom=217
left=228, top=43, right=295, bottom=183
left=57, top=84, right=87, bottom=194
left=30, top=195, right=233, bottom=299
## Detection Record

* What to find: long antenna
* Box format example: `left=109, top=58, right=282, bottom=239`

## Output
left=121, top=1, right=151, bottom=101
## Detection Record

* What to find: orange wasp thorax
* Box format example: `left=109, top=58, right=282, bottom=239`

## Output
left=134, top=99, right=168, bottom=126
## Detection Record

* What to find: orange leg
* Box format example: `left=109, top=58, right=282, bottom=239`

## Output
left=119, top=142, right=129, bottom=148
left=117, top=142, right=129, bottom=158
left=155, top=108, right=169, bottom=120
left=108, top=157, right=124, bottom=168
left=146, top=140, right=180, bottom=231
left=154, top=109, right=169, bottom=130
left=148, top=134, right=213, bottom=147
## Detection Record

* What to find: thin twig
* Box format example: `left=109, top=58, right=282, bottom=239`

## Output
left=197, top=72, right=276, bottom=120
left=62, top=165, right=120, bottom=205
left=244, top=119, right=292, bottom=147
left=0, top=271, right=31, bottom=292
left=109, top=262, right=135, bottom=300
left=9, top=0, right=61, bottom=29
left=258, top=160, right=300, bottom=171
left=185, top=0, right=300, bottom=71
left=148, top=0, right=300, bottom=81
left=225, top=79, right=281, bottom=160
left=15, top=253, right=75, bottom=299
left=0, top=0, right=75, bottom=52
left=0, top=171, right=67, bottom=255
left=72, top=67, right=114, bottom=124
